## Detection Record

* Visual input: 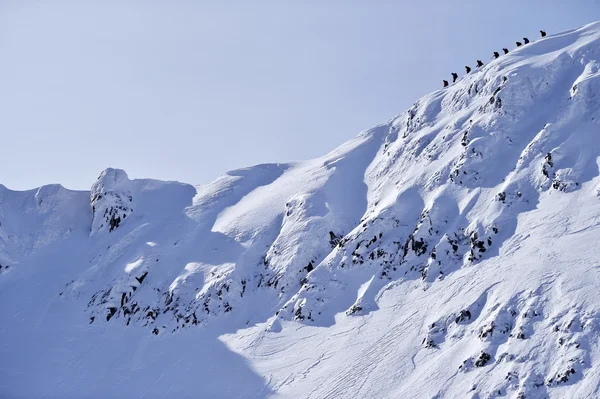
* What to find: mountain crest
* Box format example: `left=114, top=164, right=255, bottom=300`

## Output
left=4, top=22, right=600, bottom=399
left=90, top=168, right=133, bottom=234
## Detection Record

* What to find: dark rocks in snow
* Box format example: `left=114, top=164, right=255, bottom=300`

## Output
left=293, top=306, right=312, bottom=321
left=552, top=179, right=569, bottom=191
left=542, top=166, right=550, bottom=178
left=481, top=94, right=502, bottom=112
left=548, top=367, right=576, bottom=385
left=505, top=371, right=518, bottom=383
left=448, top=238, right=459, bottom=253
left=542, top=152, right=555, bottom=180
left=479, top=323, right=495, bottom=339
left=294, top=307, right=304, bottom=321
left=459, top=350, right=492, bottom=371
left=346, top=305, right=362, bottom=316
left=135, top=271, right=148, bottom=285
left=303, top=261, right=314, bottom=274
left=164, top=292, right=174, bottom=307
left=455, top=309, right=472, bottom=324
left=365, top=235, right=379, bottom=248
left=422, top=337, right=436, bottom=348
left=405, top=235, right=427, bottom=257
left=146, top=310, right=156, bottom=320
left=466, top=231, right=495, bottom=262
left=328, top=231, right=342, bottom=248
left=108, top=214, right=121, bottom=232
left=497, top=192, right=507, bottom=203
left=106, top=307, right=117, bottom=321
left=461, top=131, right=469, bottom=147
left=475, top=351, right=491, bottom=367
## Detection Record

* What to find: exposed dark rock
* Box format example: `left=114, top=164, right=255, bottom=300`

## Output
left=329, top=231, right=342, bottom=248
left=106, top=307, right=117, bottom=321
left=475, top=351, right=491, bottom=367
left=455, top=309, right=472, bottom=324
left=135, top=272, right=148, bottom=285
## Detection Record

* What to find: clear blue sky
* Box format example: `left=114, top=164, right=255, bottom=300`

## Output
left=1, top=1, right=597, bottom=190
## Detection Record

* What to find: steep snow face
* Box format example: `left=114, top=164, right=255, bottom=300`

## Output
left=272, top=21, right=600, bottom=326
left=0, top=183, right=90, bottom=262
left=4, top=21, right=600, bottom=399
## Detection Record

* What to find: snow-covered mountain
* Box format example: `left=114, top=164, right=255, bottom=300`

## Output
left=3, top=21, right=600, bottom=399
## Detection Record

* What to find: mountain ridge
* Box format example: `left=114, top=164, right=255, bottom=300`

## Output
left=3, top=21, right=600, bottom=399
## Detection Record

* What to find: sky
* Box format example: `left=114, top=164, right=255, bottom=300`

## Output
left=0, top=0, right=598, bottom=190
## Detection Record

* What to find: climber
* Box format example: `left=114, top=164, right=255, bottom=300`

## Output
left=503, top=48, right=509, bottom=54
left=493, top=51, right=500, bottom=59
left=516, top=41, right=522, bottom=47
left=540, top=30, right=547, bottom=37
left=451, top=72, right=458, bottom=83
left=443, top=80, right=449, bottom=88
left=477, top=60, right=484, bottom=67
left=523, top=37, right=530, bottom=44
left=465, top=65, right=471, bottom=74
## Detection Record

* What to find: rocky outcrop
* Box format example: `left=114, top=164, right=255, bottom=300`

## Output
left=90, top=168, right=133, bottom=234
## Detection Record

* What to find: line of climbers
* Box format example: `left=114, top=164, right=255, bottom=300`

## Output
left=443, top=30, right=547, bottom=88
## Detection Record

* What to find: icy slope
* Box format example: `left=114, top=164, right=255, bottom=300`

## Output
left=3, top=21, right=600, bottom=399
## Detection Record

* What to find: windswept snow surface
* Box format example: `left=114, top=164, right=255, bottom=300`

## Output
left=4, top=22, right=600, bottom=399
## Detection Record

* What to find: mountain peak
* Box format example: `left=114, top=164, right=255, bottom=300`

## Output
left=93, top=167, right=130, bottom=189
left=90, top=168, right=133, bottom=234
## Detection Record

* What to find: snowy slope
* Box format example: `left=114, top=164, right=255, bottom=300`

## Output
left=3, top=21, right=600, bottom=399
